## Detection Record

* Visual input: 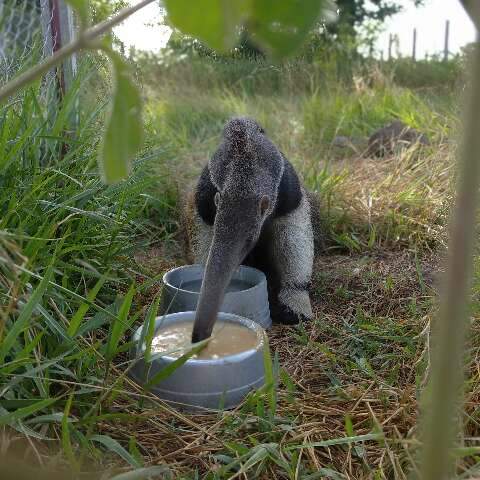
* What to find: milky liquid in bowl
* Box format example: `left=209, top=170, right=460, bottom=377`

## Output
left=179, top=278, right=252, bottom=294
left=130, top=312, right=265, bottom=410
left=152, top=320, right=259, bottom=359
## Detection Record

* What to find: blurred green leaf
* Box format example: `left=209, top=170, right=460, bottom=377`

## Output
left=164, top=0, right=337, bottom=59
left=164, top=0, right=247, bottom=52
left=345, top=414, right=354, bottom=436
left=64, top=0, right=89, bottom=27
left=262, top=333, right=276, bottom=416
left=279, top=368, right=296, bottom=402
left=140, top=293, right=161, bottom=363
left=452, top=446, right=480, bottom=458
left=222, top=443, right=272, bottom=477
left=250, top=0, right=329, bottom=58
left=128, top=437, right=144, bottom=467
left=287, top=432, right=383, bottom=450
left=303, top=468, right=347, bottom=480
left=100, top=50, right=142, bottom=184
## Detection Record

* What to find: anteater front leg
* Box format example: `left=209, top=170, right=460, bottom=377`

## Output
left=269, top=193, right=314, bottom=324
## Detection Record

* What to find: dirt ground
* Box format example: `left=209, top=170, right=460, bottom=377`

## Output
left=122, top=246, right=446, bottom=478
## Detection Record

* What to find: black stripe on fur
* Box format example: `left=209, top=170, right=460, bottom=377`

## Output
left=273, top=157, right=302, bottom=217
left=195, top=165, right=217, bottom=226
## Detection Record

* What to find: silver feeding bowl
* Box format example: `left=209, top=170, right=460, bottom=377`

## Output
left=130, top=311, right=265, bottom=411
left=161, top=264, right=272, bottom=330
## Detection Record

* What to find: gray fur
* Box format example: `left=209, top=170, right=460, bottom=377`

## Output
left=268, top=187, right=314, bottom=319
left=191, top=117, right=316, bottom=342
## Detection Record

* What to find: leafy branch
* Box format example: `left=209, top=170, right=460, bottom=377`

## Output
left=0, top=0, right=335, bottom=183
left=0, top=0, right=155, bottom=105
left=0, top=0, right=156, bottom=183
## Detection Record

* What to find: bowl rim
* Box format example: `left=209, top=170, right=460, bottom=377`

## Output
left=133, top=311, right=266, bottom=365
left=162, top=264, right=266, bottom=295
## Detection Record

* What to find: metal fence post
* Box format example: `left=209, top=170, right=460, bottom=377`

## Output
left=39, top=0, right=78, bottom=150
left=58, top=0, right=77, bottom=94
left=39, top=0, right=77, bottom=99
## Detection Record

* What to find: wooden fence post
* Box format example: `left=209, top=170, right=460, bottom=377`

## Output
left=412, top=28, right=417, bottom=61
left=444, top=19, right=450, bottom=61
left=388, top=33, right=393, bottom=60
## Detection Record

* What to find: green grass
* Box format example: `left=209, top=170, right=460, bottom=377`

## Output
left=2, top=50, right=479, bottom=479
left=145, top=55, right=457, bottom=251
left=0, top=61, right=180, bottom=476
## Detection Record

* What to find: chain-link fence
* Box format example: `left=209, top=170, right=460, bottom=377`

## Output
left=0, top=0, right=77, bottom=99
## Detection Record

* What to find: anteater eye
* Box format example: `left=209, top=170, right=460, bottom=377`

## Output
left=259, top=195, right=270, bottom=216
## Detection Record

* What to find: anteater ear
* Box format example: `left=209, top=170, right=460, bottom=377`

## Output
left=214, top=192, right=221, bottom=207
left=259, top=195, right=270, bottom=216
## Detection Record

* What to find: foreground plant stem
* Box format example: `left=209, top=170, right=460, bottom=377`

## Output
left=460, top=1, right=480, bottom=30
left=421, top=40, right=480, bottom=480
left=0, top=0, right=156, bottom=104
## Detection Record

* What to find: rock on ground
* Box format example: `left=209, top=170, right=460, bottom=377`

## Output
left=367, top=120, right=430, bottom=157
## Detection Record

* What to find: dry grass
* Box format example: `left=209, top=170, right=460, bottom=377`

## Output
left=108, top=245, right=477, bottom=479
left=6, top=140, right=480, bottom=478
left=104, top=68, right=465, bottom=477
left=5, top=54, right=479, bottom=479
left=69, top=245, right=437, bottom=479
left=310, top=143, right=455, bottom=253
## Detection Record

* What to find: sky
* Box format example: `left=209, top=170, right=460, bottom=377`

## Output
left=114, top=2, right=170, bottom=54
left=376, top=0, right=476, bottom=59
left=114, top=0, right=477, bottom=58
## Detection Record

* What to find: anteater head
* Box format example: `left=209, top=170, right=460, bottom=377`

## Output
left=192, top=117, right=284, bottom=342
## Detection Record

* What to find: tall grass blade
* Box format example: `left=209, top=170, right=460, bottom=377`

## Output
left=286, top=433, right=383, bottom=450
left=106, top=283, right=135, bottom=361
left=62, top=394, right=78, bottom=470
left=0, top=397, right=58, bottom=426
left=0, top=262, right=54, bottom=363
left=67, top=273, right=108, bottom=337
left=143, top=341, right=208, bottom=390
left=108, top=466, right=172, bottom=480
left=139, top=293, right=161, bottom=363
left=90, top=434, right=142, bottom=468
left=262, top=333, right=276, bottom=417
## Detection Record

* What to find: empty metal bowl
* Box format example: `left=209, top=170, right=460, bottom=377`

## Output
left=129, top=311, right=265, bottom=411
left=161, top=264, right=272, bottom=330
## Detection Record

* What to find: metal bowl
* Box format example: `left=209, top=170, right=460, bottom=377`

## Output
left=129, top=311, right=265, bottom=411
left=161, top=264, right=272, bottom=330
